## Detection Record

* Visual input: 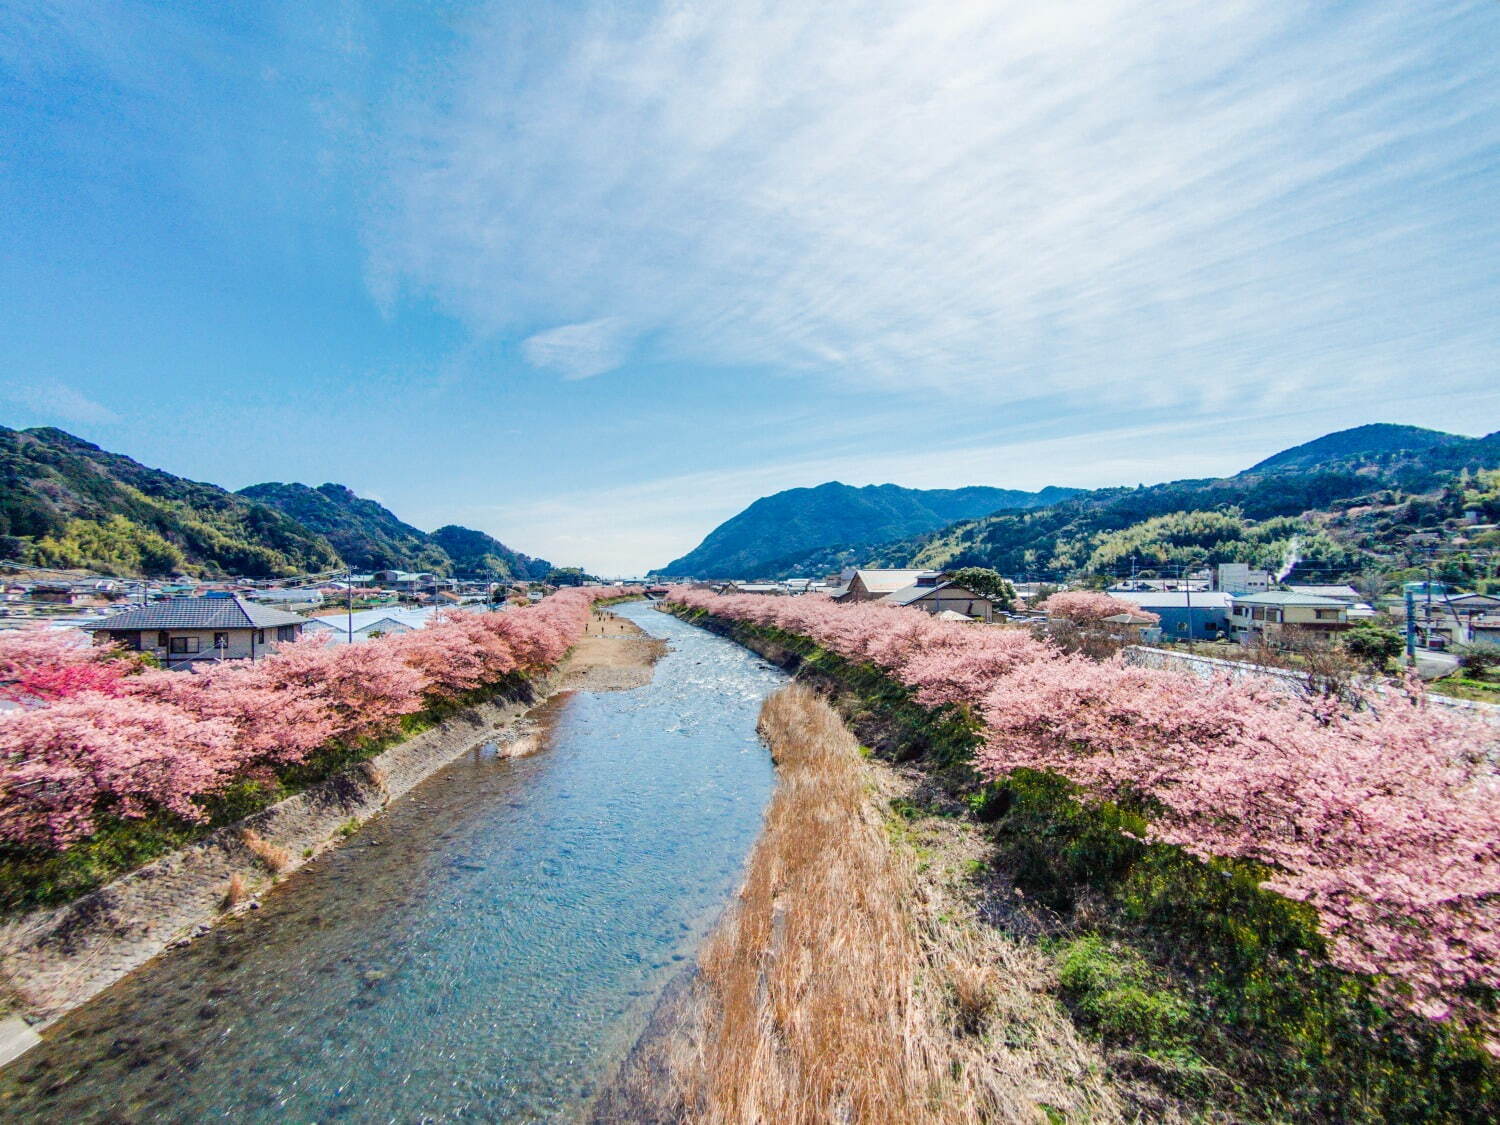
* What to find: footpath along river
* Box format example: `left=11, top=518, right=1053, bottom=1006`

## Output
left=0, top=603, right=785, bottom=1122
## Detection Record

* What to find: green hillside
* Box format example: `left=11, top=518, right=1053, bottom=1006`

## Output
left=0, top=427, right=341, bottom=577
left=653, top=481, right=1079, bottom=578
left=237, top=482, right=452, bottom=574
left=430, top=524, right=552, bottom=580
left=0, top=426, right=558, bottom=581
left=803, top=426, right=1500, bottom=584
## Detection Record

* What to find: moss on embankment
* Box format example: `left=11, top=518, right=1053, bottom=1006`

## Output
left=666, top=605, right=1500, bottom=1124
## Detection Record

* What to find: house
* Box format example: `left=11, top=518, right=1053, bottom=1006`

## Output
left=86, top=595, right=306, bottom=669
left=1401, top=591, right=1500, bottom=648
left=835, top=570, right=938, bottom=603
left=1104, top=610, right=1163, bottom=643
left=881, top=578, right=996, bottom=622
left=1229, top=592, right=1350, bottom=644
left=1285, top=584, right=1361, bottom=604
left=1111, top=591, right=1232, bottom=641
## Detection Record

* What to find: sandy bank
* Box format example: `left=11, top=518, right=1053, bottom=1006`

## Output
left=0, top=609, right=663, bottom=1034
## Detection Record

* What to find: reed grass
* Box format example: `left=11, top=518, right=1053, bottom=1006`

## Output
left=674, top=683, right=1126, bottom=1124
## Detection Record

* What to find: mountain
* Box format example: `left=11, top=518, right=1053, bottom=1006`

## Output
left=0, top=426, right=556, bottom=581
left=1245, top=423, right=1461, bottom=473
left=238, top=484, right=553, bottom=580
left=429, top=525, right=552, bottom=581
left=0, top=426, right=342, bottom=577
left=835, top=426, right=1500, bottom=583
left=652, top=482, right=1080, bottom=578
left=237, top=482, right=452, bottom=574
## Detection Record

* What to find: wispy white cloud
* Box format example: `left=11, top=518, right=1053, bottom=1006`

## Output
left=4, top=382, right=120, bottom=426
left=368, top=0, right=1500, bottom=413
left=521, top=316, right=633, bottom=380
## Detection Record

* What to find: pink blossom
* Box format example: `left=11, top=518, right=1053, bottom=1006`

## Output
left=666, top=586, right=1500, bottom=1036
left=0, top=588, right=634, bottom=851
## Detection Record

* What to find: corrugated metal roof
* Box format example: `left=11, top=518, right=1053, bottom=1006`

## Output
left=86, top=596, right=307, bottom=631
left=1285, top=585, right=1361, bottom=600
left=855, top=569, right=935, bottom=593
left=1230, top=592, right=1347, bottom=607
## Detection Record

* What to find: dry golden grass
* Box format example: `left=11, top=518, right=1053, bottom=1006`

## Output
left=360, top=760, right=389, bottom=793
left=239, top=828, right=293, bottom=875
left=223, top=871, right=249, bottom=909
left=673, top=683, right=1125, bottom=1125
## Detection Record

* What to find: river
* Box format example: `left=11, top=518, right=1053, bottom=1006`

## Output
left=0, top=603, right=784, bottom=1122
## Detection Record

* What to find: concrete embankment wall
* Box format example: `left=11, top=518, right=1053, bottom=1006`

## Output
left=0, top=674, right=556, bottom=1029
left=1122, top=645, right=1500, bottom=724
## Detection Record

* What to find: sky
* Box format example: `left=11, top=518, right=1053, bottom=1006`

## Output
left=2, top=0, right=1499, bottom=575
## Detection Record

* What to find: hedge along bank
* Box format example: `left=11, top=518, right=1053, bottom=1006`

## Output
left=663, top=590, right=1500, bottom=1061
left=0, top=588, right=638, bottom=870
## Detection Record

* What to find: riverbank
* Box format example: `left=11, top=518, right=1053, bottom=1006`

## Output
left=651, top=603, right=1500, bottom=1123
left=0, top=608, right=663, bottom=1036
left=0, top=601, right=783, bottom=1121
left=602, top=683, right=1130, bottom=1123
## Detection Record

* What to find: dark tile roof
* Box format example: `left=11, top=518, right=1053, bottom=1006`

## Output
left=86, top=596, right=307, bottom=632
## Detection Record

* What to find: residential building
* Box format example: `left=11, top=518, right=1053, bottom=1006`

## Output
left=1229, top=592, right=1350, bottom=643
left=86, top=595, right=306, bottom=669
left=835, top=569, right=938, bottom=602
left=1285, top=584, right=1361, bottom=603
left=1398, top=591, right=1500, bottom=648
left=1111, top=591, right=1232, bottom=641
left=1213, top=563, right=1274, bottom=595
left=881, top=578, right=996, bottom=622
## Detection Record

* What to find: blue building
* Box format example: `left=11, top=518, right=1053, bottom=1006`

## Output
left=1111, top=591, right=1232, bottom=641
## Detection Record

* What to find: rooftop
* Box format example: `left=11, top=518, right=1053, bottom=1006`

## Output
left=86, top=595, right=308, bottom=632
left=1110, top=591, right=1233, bottom=609
left=854, top=569, right=937, bottom=593
left=1285, top=584, right=1361, bottom=600
left=1230, top=592, right=1348, bottom=607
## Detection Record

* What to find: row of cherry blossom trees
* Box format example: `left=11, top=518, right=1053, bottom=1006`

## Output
left=0, top=589, right=630, bottom=852
left=666, top=587, right=1500, bottom=1043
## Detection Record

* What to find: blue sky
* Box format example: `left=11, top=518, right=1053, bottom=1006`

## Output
left=3, top=1, right=1499, bottom=575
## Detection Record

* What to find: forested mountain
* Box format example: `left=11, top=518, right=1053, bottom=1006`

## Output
left=0, top=426, right=341, bottom=577
left=1245, top=423, right=1460, bottom=473
left=850, top=426, right=1500, bottom=582
left=0, top=426, right=553, bottom=580
left=653, top=482, right=1078, bottom=577
left=237, top=482, right=451, bottom=574
left=237, top=485, right=551, bottom=580
left=429, top=524, right=552, bottom=581
left=722, top=426, right=1500, bottom=585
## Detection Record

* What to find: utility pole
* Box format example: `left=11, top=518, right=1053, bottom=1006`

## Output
left=1405, top=586, right=1417, bottom=666
left=347, top=568, right=354, bottom=644
left=1182, top=562, right=1194, bottom=647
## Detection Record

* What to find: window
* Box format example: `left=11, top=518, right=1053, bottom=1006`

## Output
left=255, top=630, right=266, bottom=644
left=157, top=631, right=169, bottom=648
left=213, top=632, right=229, bottom=649
left=277, top=625, right=296, bottom=641
left=169, top=636, right=200, bottom=654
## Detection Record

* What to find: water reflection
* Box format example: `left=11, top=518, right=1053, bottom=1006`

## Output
left=0, top=603, right=783, bottom=1122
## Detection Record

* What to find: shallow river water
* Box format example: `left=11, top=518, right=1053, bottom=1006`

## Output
left=0, top=603, right=783, bottom=1122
